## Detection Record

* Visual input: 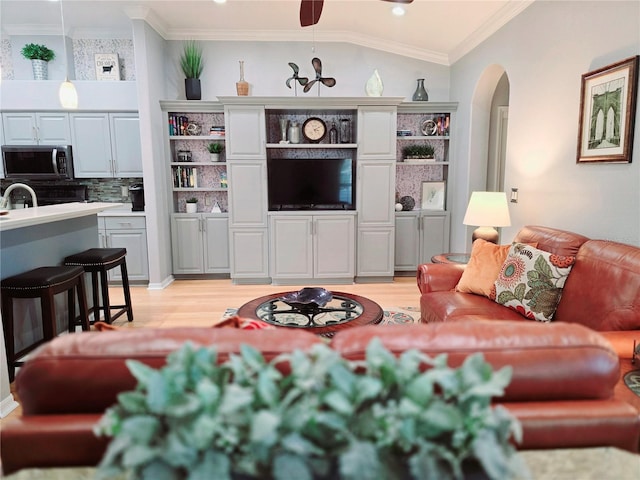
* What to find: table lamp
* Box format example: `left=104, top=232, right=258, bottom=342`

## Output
left=463, top=191, right=511, bottom=244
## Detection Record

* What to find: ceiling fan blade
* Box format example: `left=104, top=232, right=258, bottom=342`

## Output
left=300, top=0, right=324, bottom=27
left=380, top=0, right=414, bottom=3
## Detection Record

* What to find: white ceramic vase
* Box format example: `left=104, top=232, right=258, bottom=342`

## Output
left=365, top=69, right=383, bottom=97
left=186, top=203, right=197, bottom=213
left=210, top=153, right=220, bottom=162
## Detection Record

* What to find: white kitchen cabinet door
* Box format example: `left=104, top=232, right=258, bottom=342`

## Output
left=357, top=161, right=396, bottom=226
left=224, top=106, right=265, bottom=160
left=110, top=113, right=143, bottom=177
left=314, top=215, right=355, bottom=278
left=357, top=107, right=397, bottom=160
left=70, top=113, right=113, bottom=177
left=269, top=216, right=314, bottom=279
left=2, top=112, right=70, bottom=145
left=203, top=215, right=230, bottom=273
left=171, top=214, right=205, bottom=274
left=357, top=227, right=395, bottom=279
left=227, top=161, right=267, bottom=227
left=229, top=228, right=269, bottom=281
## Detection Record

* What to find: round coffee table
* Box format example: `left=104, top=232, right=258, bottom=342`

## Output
left=237, top=291, right=383, bottom=337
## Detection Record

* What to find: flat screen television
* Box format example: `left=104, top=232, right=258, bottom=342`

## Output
left=267, top=157, right=355, bottom=211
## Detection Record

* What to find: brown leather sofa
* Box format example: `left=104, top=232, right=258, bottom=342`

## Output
left=2, top=321, right=639, bottom=475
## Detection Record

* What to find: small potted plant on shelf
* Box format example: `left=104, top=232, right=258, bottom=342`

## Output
left=185, top=197, right=198, bottom=213
left=207, top=142, right=224, bottom=162
left=402, top=144, right=436, bottom=162
left=94, top=339, right=527, bottom=480
left=21, top=43, right=55, bottom=80
left=180, top=40, right=204, bottom=100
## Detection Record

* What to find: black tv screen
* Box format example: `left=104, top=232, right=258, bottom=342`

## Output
left=267, top=158, right=355, bottom=211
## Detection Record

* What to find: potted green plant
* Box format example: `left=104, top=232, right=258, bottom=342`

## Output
left=180, top=40, right=204, bottom=100
left=21, top=43, right=55, bottom=80
left=207, top=142, right=224, bottom=162
left=403, top=144, right=436, bottom=162
left=185, top=197, right=198, bottom=213
left=94, top=339, right=527, bottom=480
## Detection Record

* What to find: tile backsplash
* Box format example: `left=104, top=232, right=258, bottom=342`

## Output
left=0, top=178, right=143, bottom=203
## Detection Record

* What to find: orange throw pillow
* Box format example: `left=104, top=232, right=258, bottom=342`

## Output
left=455, top=239, right=512, bottom=298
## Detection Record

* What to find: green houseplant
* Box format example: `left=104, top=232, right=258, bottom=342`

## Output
left=21, top=43, right=55, bottom=80
left=94, top=339, right=527, bottom=480
left=403, top=144, right=435, bottom=161
left=207, top=142, right=224, bottom=162
left=180, top=40, right=204, bottom=100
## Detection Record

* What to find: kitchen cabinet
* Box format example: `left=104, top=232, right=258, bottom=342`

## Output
left=171, top=213, right=230, bottom=274
left=70, top=112, right=142, bottom=178
left=269, top=214, right=355, bottom=283
left=98, top=216, right=149, bottom=282
left=2, top=112, right=71, bottom=145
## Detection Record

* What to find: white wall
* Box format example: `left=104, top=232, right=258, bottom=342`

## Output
left=450, top=1, right=640, bottom=250
left=162, top=41, right=450, bottom=101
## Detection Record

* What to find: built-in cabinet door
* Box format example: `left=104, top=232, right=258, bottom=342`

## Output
left=269, top=216, right=313, bottom=279
left=357, top=107, right=396, bottom=159
left=314, top=215, right=355, bottom=278
left=229, top=229, right=269, bottom=281
left=110, top=113, right=143, bottom=177
left=420, top=213, right=451, bottom=264
left=357, top=161, right=395, bottom=226
left=394, top=213, right=420, bottom=271
left=224, top=106, right=265, bottom=160
left=2, top=112, right=70, bottom=145
left=171, top=215, right=205, bottom=274
left=70, top=113, right=113, bottom=177
left=105, top=229, right=149, bottom=282
left=228, top=161, right=267, bottom=227
left=357, top=227, right=395, bottom=278
left=203, top=215, right=230, bottom=273
left=0, top=119, right=4, bottom=177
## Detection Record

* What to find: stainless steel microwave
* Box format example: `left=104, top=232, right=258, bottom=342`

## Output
left=2, top=145, right=74, bottom=180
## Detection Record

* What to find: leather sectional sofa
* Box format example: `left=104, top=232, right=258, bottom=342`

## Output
left=2, top=321, right=640, bottom=475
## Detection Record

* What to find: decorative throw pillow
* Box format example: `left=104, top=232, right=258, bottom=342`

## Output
left=455, top=239, right=513, bottom=297
left=491, top=243, right=575, bottom=322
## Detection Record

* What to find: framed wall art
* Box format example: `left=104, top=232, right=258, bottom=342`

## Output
left=95, top=53, right=120, bottom=81
left=421, top=181, right=446, bottom=210
left=577, top=55, right=638, bottom=163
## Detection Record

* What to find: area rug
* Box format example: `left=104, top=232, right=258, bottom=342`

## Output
left=623, top=369, right=640, bottom=397
left=221, top=306, right=420, bottom=325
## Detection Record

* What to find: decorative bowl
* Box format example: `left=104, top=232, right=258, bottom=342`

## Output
left=279, top=287, right=333, bottom=311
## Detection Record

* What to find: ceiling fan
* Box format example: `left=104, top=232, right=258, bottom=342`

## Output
left=300, top=0, right=414, bottom=27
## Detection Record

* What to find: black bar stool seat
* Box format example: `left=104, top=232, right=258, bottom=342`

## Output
left=64, top=248, right=133, bottom=325
left=1, top=265, right=90, bottom=382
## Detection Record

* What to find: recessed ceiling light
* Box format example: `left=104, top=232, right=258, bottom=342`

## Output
left=213, top=0, right=227, bottom=4
left=392, top=6, right=406, bottom=17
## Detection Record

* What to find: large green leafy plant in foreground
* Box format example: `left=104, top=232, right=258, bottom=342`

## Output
left=94, top=339, right=528, bottom=480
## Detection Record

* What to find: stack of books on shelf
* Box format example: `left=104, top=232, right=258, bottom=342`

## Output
left=173, top=166, right=198, bottom=188
left=209, top=126, right=226, bottom=137
left=169, top=115, right=190, bottom=136
left=397, top=129, right=412, bottom=137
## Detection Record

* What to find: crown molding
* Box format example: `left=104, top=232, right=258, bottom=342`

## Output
left=449, top=0, right=535, bottom=64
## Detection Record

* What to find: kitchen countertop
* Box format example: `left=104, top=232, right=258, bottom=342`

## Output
left=96, top=202, right=146, bottom=217
left=0, top=202, right=124, bottom=232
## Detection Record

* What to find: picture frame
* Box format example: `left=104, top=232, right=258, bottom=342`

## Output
left=577, top=55, right=638, bottom=163
left=95, top=53, right=120, bottom=81
left=421, top=181, right=446, bottom=210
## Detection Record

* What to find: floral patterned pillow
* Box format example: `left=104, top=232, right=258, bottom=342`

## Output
left=491, top=243, right=576, bottom=322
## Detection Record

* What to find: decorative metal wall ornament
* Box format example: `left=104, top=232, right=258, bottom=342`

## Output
left=285, top=62, right=309, bottom=96
left=303, top=57, right=336, bottom=95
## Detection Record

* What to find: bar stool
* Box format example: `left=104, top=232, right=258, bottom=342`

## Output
left=64, top=248, right=133, bottom=325
left=1, top=266, right=90, bottom=381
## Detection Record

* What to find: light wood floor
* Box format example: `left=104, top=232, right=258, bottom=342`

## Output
left=109, top=276, right=420, bottom=329
left=2, top=277, right=420, bottom=424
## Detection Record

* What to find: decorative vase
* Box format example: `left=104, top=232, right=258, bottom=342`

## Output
left=31, top=59, right=48, bottom=80
left=412, top=78, right=429, bottom=101
left=288, top=121, right=301, bottom=144
left=210, top=153, right=220, bottom=162
left=236, top=60, right=249, bottom=96
left=279, top=118, right=289, bottom=143
left=185, top=78, right=201, bottom=100
left=186, top=202, right=197, bottom=213
left=365, top=69, right=383, bottom=96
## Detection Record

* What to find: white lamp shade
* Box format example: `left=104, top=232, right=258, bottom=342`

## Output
left=59, top=80, right=78, bottom=109
left=463, top=191, right=511, bottom=227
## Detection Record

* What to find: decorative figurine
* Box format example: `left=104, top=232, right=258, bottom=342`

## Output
left=285, top=62, right=309, bottom=96
left=303, top=57, right=336, bottom=95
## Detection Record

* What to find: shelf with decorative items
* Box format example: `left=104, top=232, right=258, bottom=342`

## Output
left=162, top=101, right=229, bottom=214
left=264, top=108, right=358, bottom=148
left=395, top=102, right=456, bottom=216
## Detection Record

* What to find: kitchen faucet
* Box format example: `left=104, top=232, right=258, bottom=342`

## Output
left=0, top=183, right=38, bottom=209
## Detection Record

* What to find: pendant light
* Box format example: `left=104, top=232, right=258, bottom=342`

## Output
left=58, top=0, right=78, bottom=109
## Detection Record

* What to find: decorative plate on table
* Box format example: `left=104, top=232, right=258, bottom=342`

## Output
left=279, top=287, right=333, bottom=311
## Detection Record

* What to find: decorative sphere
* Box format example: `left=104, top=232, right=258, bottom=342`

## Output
left=400, top=196, right=416, bottom=211
left=395, top=203, right=403, bottom=211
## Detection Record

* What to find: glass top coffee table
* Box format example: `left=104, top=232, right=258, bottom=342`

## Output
left=237, top=290, right=384, bottom=337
